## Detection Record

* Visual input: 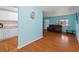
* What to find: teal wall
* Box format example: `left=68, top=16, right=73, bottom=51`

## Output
left=47, top=14, right=76, bottom=32
left=46, top=13, right=79, bottom=43
left=18, top=6, right=43, bottom=48
left=78, top=13, right=79, bottom=23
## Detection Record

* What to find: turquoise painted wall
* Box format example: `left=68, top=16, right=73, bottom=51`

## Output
left=78, top=13, right=79, bottom=23
left=18, top=7, right=43, bottom=47
left=48, top=14, right=76, bottom=32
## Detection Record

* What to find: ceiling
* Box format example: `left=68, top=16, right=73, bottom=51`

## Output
left=38, top=6, right=79, bottom=17
left=0, top=6, right=79, bottom=17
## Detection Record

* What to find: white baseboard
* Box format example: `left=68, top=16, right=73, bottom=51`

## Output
left=17, top=36, right=43, bottom=49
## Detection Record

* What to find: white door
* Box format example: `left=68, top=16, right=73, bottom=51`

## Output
left=76, top=24, right=79, bottom=42
left=44, top=19, right=49, bottom=30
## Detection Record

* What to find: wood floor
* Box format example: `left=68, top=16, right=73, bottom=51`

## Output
left=0, top=31, right=79, bottom=52
left=0, top=36, right=18, bottom=52
left=16, top=31, right=79, bottom=52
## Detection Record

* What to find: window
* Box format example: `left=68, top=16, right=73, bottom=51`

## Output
left=56, top=19, right=68, bottom=26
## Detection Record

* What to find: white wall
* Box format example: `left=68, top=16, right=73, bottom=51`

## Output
left=0, top=6, right=18, bottom=40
